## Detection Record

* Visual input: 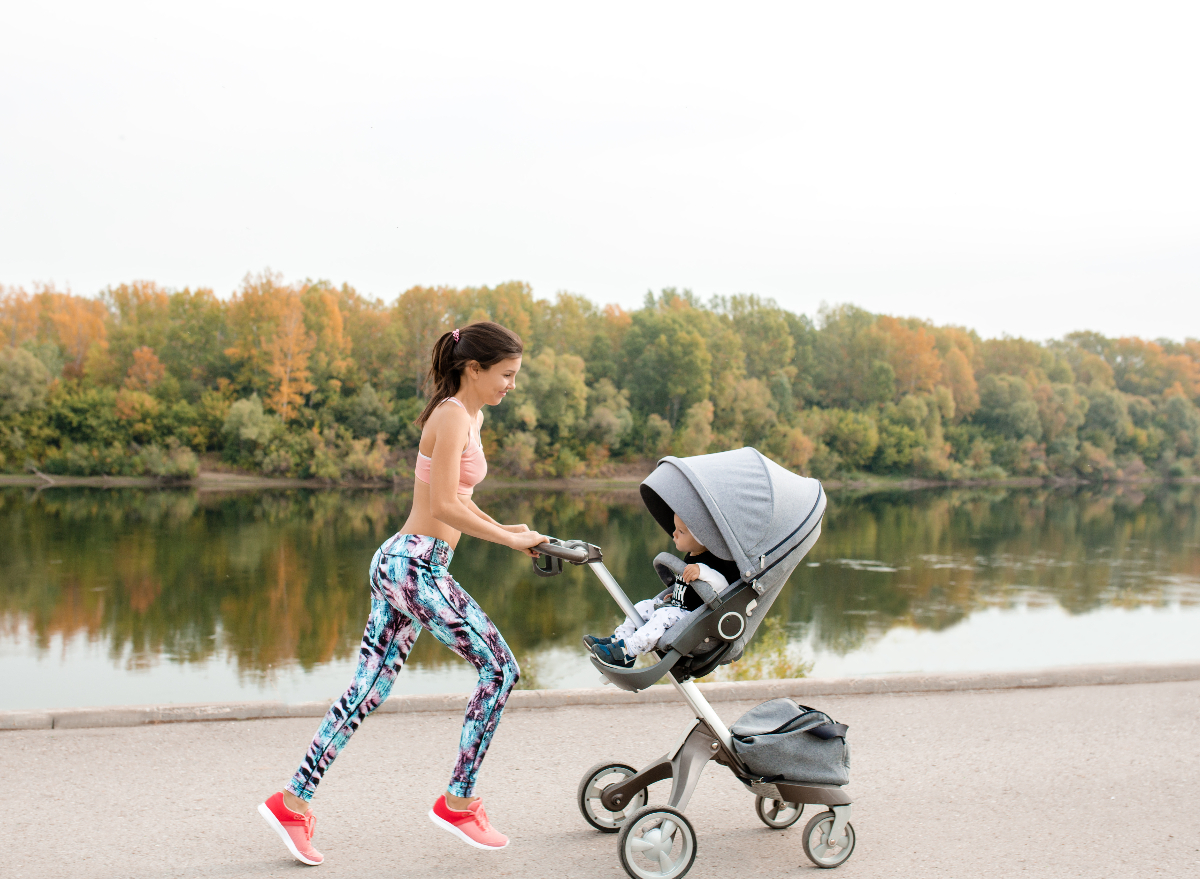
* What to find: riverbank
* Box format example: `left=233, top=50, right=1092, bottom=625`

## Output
left=2, top=467, right=1197, bottom=493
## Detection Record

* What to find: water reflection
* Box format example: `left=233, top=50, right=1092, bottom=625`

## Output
left=1, top=483, right=1197, bottom=708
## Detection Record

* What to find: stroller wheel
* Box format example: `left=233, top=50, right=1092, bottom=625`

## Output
left=801, top=810, right=856, bottom=868
left=618, top=805, right=697, bottom=879
left=754, top=795, right=803, bottom=829
left=578, top=762, right=648, bottom=832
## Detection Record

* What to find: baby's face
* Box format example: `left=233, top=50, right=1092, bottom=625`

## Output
left=672, top=515, right=706, bottom=555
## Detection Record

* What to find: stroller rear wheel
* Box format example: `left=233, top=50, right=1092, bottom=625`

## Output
left=801, top=810, right=856, bottom=868
left=578, top=762, right=648, bottom=832
left=618, top=805, right=697, bottom=879
left=754, top=795, right=803, bottom=829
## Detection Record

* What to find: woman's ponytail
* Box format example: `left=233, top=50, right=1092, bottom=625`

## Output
left=416, top=321, right=523, bottom=427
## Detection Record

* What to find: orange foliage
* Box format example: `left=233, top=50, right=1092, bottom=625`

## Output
left=1109, top=337, right=1200, bottom=399
left=264, top=294, right=316, bottom=421
left=123, top=346, right=166, bottom=391
left=46, top=291, right=108, bottom=377
left=601, top=303, right=632, bottom=348
left=224, top=272, right=291, bottom=390
left=874, top=316, right=943, bottom=396
left=0, top=284, right=107, bottom=376
left=302, top=284, right=353, bottom=387
left=0, top=286, right=40, bottom=346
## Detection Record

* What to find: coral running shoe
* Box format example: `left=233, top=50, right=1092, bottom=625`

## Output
left=258, top=792, right=324, bottom=865
left=428, top=795, right=509, bottom=849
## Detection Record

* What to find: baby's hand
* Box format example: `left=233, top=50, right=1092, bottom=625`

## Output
left=682, top=563, right=700, bottom=583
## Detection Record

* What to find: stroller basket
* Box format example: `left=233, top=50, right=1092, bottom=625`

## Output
left=731, top=699, right=850, bottom=786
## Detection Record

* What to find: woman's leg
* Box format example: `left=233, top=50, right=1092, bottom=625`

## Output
left=397, top=566, right=519, bottom=798
left=287, top=591, right=420, bottom=802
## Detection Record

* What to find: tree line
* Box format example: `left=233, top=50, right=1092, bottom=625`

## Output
left=2, top=274, right=1199, bottom=482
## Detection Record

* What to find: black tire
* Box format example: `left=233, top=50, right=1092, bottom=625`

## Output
left=754, top=795, right=803, bottom=829
left=618, top=805, right=697, bottom=879
left=577, top=761, right=647, bottom=832
left=801, top=810, right=856, bottom=868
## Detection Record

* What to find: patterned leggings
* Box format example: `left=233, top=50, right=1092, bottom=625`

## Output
left=288, top=533, right=519, bottom=801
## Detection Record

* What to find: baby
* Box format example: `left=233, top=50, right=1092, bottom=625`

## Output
left=585, top=512, right=741, bottom=668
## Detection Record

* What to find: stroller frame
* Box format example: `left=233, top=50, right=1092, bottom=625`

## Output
left=534, top=535, right=854, bottom=876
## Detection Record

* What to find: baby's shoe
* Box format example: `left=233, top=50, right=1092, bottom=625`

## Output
left=593, top=639, right=634, bottom=668
left=582, top=634, right=613, bottom=650
left=429, top=795, right=509, bottom=849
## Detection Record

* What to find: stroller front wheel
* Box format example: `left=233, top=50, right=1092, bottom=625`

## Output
left=801, top=810, right=856, bottom=868
left=754, top=795, right=803, bottom=829
left=618, top=805, right=697, bottom=879
left=578, top=762, right=648, bottom=832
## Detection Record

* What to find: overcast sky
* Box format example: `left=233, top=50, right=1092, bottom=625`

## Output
left=2, top=1, right=1197, bottom=341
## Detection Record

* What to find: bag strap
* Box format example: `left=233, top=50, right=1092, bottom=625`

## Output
left=807, top=721, right=848, bottom=740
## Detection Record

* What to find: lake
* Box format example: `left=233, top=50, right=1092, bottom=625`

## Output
left=2, top=483, right=1198, bottom=710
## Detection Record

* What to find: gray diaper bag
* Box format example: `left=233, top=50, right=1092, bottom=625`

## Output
left=730, top=698, right=850, bottom=786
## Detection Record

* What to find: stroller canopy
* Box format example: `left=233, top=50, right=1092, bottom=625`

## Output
left=640, top=448, right=824, bottom=582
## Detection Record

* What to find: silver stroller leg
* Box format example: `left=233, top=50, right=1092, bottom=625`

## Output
left=668, top=676, right=733, bottom=752
left=598, top=672, right=738, bottom=814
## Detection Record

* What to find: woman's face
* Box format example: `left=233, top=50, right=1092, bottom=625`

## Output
left=672, top=514, right=705, bottom=555
left=473, top=355, right=522, bottom=406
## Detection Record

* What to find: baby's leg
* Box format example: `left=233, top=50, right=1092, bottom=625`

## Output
left=613, top=598, right=659, bottom=642
left=624, top=605, right=688, bottom=656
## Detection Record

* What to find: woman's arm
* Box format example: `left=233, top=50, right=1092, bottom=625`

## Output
left=464, top=497, right=531, bottom=533
left=427, top=407, right=543, bottom=553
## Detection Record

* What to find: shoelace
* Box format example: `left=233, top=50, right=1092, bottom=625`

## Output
left=472, top=805, right=491, bottom=831
left=290, top=809, right=316, bottom=840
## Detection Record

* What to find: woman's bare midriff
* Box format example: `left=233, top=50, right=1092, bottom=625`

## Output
left=398, top=479, right=465, bottom=550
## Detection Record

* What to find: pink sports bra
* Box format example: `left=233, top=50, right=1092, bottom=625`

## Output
left=414, top=397, right=488, bottom=496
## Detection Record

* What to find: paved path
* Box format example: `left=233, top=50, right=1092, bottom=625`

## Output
left=7, top=680, right=1199, bottom=879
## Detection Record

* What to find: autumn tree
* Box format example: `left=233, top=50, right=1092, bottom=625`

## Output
left=224, top=272, right=291, bottom=396
left=123, top=346, right=167, bottom=391
left=873, top=316, right=943, bottom=397
left=301, top=281, right=353, bottom=399
left=264, top=294, right=316, bottom=421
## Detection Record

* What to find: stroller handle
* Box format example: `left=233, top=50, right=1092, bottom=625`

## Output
left=532, top=540, right=590, bottom=564
left=531, top=538, right=597, bottom=577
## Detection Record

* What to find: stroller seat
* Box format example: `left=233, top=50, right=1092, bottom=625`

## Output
left=593, top=449, right=826, bottom=692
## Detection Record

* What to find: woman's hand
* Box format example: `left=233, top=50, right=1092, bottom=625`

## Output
left=500, top=523, right=534, bottom=534
left=508, top=529, right=547, bottom=557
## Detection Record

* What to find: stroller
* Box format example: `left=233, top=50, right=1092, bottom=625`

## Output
left=532, top=448, right=854, bottom=878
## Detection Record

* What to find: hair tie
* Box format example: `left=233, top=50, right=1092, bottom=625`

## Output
left=451, top=328, right=460, bottom=342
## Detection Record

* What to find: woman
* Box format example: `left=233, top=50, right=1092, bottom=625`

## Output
left=259, top=321, right=545, bottom=864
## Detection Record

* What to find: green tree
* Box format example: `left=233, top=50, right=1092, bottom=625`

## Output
left=975, top=375, right=1042, bottom=441
left=0, top=346, right=53, bottom=418
left=622, top=308, right=712, bottom=426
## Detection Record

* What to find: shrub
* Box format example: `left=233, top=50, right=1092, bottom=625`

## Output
left=135, top=439, right=200, bottom=480
left=498, top=431, right=537, bottom=477
left=343, top=435, right=390, bottom=480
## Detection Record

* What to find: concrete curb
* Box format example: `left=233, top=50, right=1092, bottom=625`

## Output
left=6, top=661, right=1199, bottom=732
